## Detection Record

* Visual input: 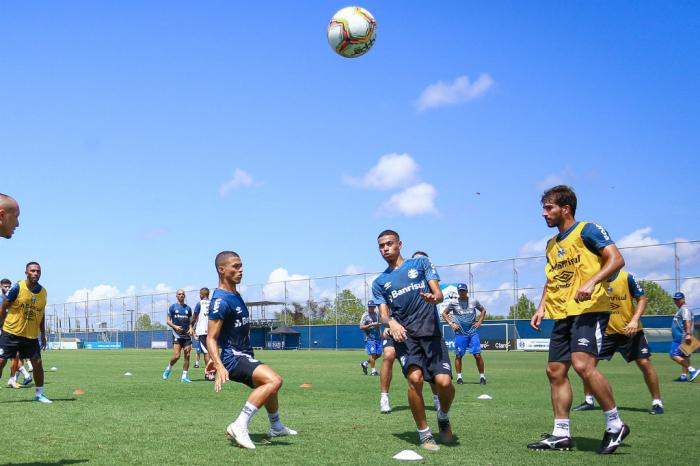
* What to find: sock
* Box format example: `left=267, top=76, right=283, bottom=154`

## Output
left=680, top=373, right=688, bottom=379
left=181, top=371, right=188, bottom=379
left=166, top=364, right=172, bottom=371
left=417, top=427, right=432, bottom=442
left=437, top=408, right=450, bottom=421
left=36, top=386, right=44, bottom=397
left=585, top=395, right=595, bottom=405
left=234, top=402, right=258, bottom=428
left=433, top=394, right=440, bottom=404
left=480, top=373, right=485, bottom=378
left=268, top=411, right=284, bottom=431
left=19, top=367, right=30, bottom=378
left=552, top=419, right=570, bottom=437
left=371, top=369, right=377, bottom=375
left=457, top=372, right=462, bottom=379
left=604, top=407, right=623, bottom=433
left=9, top=374, right=17, bottom=383
left=380, top=392, right=389, bottom=401
left=26, top=361, right=33, bottom=371
left=652, top=399, right=663, bottom=407
left=689, top=366, right=697, bottom=372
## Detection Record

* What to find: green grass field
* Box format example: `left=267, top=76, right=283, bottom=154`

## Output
left=1, top=349, right=698, bottom=465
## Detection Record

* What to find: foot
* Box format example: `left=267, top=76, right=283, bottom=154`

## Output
left=437, top=417, right=453, bottom=444
left=7, top=379, right=21, bottom=389
left=649, top=404, right=664, bottom=415
left=527, top=433, right=573, bottom=451
left=456, top=377, right=463, bottom=385
left=194, top=362, right=200, bottom=369
left=181, top=377, right=191, bottom=383
left=269, top=426, right=298, bottom=438
left=598, top=424, right=630, bottom=455
left=689, top=368, right=700, bottom=382
left=35, top=394, right=53, bottom=404
left=673, top=375, right=688, bottom=382
left=480, top=376, right=487, bottom=385
left=380, top=397, right=391, bottom=414
left=572, top=401, right=595, bottom=411
left=226, top=423, right=255, bottom=449
left=21, top=376, right=33, bottom=386
left=420, top=434, right=440, bottom=452
left=162, top=368, right=171, bottom=380
left=370, top=370, right=378, bottom=376
left=360, top=361, right=368, bottom=375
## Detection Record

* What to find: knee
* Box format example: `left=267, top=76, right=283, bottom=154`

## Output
left=270, top=374, right=283, bottom=392
left=407, top=372, right=424, bottom=388
left=546, top=365, right=565, bottom=382
left=434, top=376, right=451, bottom=390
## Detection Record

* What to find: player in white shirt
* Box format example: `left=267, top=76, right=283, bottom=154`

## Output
left=191, top=287, right=213, bottom=380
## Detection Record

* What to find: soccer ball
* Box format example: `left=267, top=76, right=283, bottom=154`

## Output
left=327, top=6, right=377, bottom=58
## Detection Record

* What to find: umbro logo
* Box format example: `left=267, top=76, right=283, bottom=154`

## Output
left=610, top=302, right=620, bottom=310
left=577, top=338, right=590, bottom=346
left=235, top=307, right=243, bottom=314
left=383, top=282, right=392, bottom=290
left=442, top=363, right=450, bottom=370
left=641, top=348, right=649, bottom=354
left=407, top=269, right=418, bottom=279
left=399, top=356, right=407, bottom=367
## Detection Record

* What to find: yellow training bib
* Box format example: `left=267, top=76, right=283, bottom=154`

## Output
left=3, top=280, right=47, bottom=339
left=605, top=270, right=643, bottom=335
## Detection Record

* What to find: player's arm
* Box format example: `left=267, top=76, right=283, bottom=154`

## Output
left=39, top=314, right=47, bottom=350
left=531, top=283, right=548, bottom=331
left=474, top=302, right=486, bottom=329
left=623, top=275, right=646, bottom=336
left=206, top=318, right=228, bottom=392
left=191, top=303, right=200, bottom=336
left=576, top=225, right=625, bottom=302
left=166, top=307, right=182, bottom=333
left=188, top=308, right=195, bottom=336
left=441, top=302, right=460, bottom=332
left=359, top=316, right=373, bottom=331
left=420, top=279, right=444, bottom=304
left=379, top=302, right=406, bottom=342
left=0, top=297, right=9, bottom=327
left=684, top=312, right=693, bottom=344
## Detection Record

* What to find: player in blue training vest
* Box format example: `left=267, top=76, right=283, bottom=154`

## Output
left=162, top=289, right=194, bottom=382
left=372, top=230, right=455, bottom=452
left=359, top=301, right=382, bottom=376
left=669, top=292, right=699, bottom=382
left=206, top=251, right=297, bottom=450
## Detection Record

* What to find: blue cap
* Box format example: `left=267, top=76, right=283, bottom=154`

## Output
left=673, top=292, right=685, bottom=300
left=367, top=300, right=376, bottom=308
left=457, top=283, right=468, bottom=292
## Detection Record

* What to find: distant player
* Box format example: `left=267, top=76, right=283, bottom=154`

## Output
left=0, top=262, right=51, bottom=403
left=207, top=251, right=297, bottom=449
left=442, top=283, right=487, bottom=385
left=360, top=301, right=382, bottom=376
left=669, top=292, right=699, bottom=382
left=191, top=287, right=213, bottom=380
left=573, top=269, right=664, bottom=414
left=2, top=278, right=33, bottom=388
left=529, top=185, right=629, bottom=454
left=373, top=231, right=455, bottom=451
left=162, top=289, right=194, bottom=383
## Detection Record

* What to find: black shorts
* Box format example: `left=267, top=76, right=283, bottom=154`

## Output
left=394, top=335, right=452, bottom=383
left=198, top=335, right=209, bottom=354
left=548, top=312, right=610, bottom=362
left=599, top=330, right=651, bottom=363
left=173, top=336, right=192, bottom=347
left=382, top=335, right=395, bottom=350
left=0, top=332, right=41, bottom=360
left=226, top=354, right=264, bottom=388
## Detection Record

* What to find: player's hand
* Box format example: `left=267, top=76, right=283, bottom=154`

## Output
left=574, top=282, right=595, bottom=302
left=419, top=292, right=440, bottom=304
left=174, top=326, right=183, bottom=333
left=623, top=319, right=639, bottom=337
left=473, top=322, right=482, bottom=330
left=40, top=334, right=47, bottom=350
left=530, top=309, right=545, bottom=332
left=389, top=321, right=407, bottom=343
left=685, top=334, right=692, bottom=344
left=382, top=327, right=391, bottom=338
left=449, top=322, right=460, bottom=331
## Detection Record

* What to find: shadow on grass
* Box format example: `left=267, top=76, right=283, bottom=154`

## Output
left=392, top=431, right=461, bottom=447
left=225, top=433, right=293, bottom=448
left=7, top=460, right=88, bottom=465
left=0, top=397, right=77, bottom=404
left=573, top=436, right=630, bottom=455
left=618, top=406, right=651, bottom=413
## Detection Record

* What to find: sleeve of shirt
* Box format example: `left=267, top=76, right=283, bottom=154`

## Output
left=371, top=279, right=387, bottom=305
left=360, top=313, right=368, bottom=326
left=167, top=304, right=174, bottom=319
left=5, top=283, right=19, bottom=303
left=474, top=299, right=484, bottom=311
left=681, top=308, right=692, bottom=321
left=208, top=298, right=229, bottom=321
left=419, top=257, right=440, bottom=282
left=194, top=302, right=201, bottom=315
left=626, top=273, right=644, bottom=298
left=581, top=223, right=615, bottom=255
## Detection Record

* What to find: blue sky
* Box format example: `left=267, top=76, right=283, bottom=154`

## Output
left=1, top=1, right=698, bottom=311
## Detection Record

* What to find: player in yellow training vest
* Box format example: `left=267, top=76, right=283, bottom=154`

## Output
left=573, top=270, right=664, bottom=414
left=0, top=262, right=52, bottom=403
left=528, top=185, right=628, bottom=455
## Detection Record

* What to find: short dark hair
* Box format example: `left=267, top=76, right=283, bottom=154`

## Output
left=412, top=251, right=428, bottom=258
left=215, top=251, right=240, bottom=270
left=200, top=287, right=210, bottom=295
left=541, top=185, right=577, bottom=216
left=0, top=278, right=10, bottom=285
left=25, top=261, right=40, bottom=270
left=377, top=229, right=400, bottom=241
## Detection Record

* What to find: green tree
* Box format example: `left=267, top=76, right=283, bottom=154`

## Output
left=508, top=294, right=537, bottom=319
left=336, top=289, right=366, bottom=324
left=134, top=313, right=167, bottom=330
left=638, top=280, right=676, bottom=315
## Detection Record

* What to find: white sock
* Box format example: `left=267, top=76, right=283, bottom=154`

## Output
left=604, top=407, right=623, bottom=433
left=9, top=374, right=17, bottom=383
left=457, top=373, right=462, bottom=379
left=417, top=426, right=432, bottom=442
left=26, top=361, right=33, bottom=371
left=166, top=364, right=172, bottom=371
left=652, top=399, right=663, bottom=407
left=381, top=392, right=389, bottom=401
left=552, top=418, right=570, bottom=437
left=19, top=367, right=30, bottom=378
left=268, top=411, right=284, bottom=431
left=480, top=373, right=485, bottom=378
left=181, top=371, right=188, bottom=378
left=36, top=386, right=44, bottom=396
left=585, top=395, right=594, bottom=405
left=234, top=402, right=258, bottom=428
left=371, top=368, right=377, bottom=374
left=689, top=366, right=697, bottom=372
left=437, top=408, right=450, bottom=420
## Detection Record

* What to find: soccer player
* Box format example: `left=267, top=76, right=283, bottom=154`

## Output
left=442, top=283, right=487, bottom=385
left=529, top=185, right=629, bottom=455
left=360, top=300, right=382, bottom=376
left=162, top=289, right=194, bottom=383
left=669, top=292, right=699, bottom=382
left=191, top=287, right=213, bottom=379
left=373, top=231, right=455, bottom=451
left=0, top=193, right=20, bottom=239
left=206, top=251, right=296, bottom=449
left=2, top=278, right=33, bottom=388
left=573, top=269, right=664, bottom=414
left=0, top=262, right=51, bottom=403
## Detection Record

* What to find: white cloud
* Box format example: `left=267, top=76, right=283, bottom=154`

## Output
left=343, top=153, right=418, bottom=190
left=381, top=183, right=438, bottom=216
left=617, top=227, right=675, bottom=271
left=262, top=268, right=312, bottom=302
left=416, top=73, right=494, bottom=111
left=681, top=278, right=700, bottom=310
left=219, top=168, right=257, bottom=197
left=520, top=235, right=550, bottom=256
left=65, top=282, right=175, bottom=303
left=536, top=175, right=566, bottom=191
left=342, top=264, right=365, bottom=275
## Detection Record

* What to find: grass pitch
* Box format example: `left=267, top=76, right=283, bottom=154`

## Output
left=1, top=349, right=698, bottom=465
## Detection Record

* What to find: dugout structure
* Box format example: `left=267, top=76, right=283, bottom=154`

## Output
left=267, top=324, right=300, bottom=350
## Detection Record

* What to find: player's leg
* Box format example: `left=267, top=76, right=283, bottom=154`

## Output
left=26, top=339, right=50, bottom=403
left=253, top=365, right=297, bottom=437
left=470, top=333, right=485, bottom=384
left=0, top=357, right=7, bottom=378
left=181, top=341, right=192, bottom=382
left=17, top=358, right=32, bottom=385
left=575, top=332, right=616, bottom=411
left=670, top=340, right=691, bottom=380
left=406, top=365, right=439, bottom=450
left=427, top=337, right=455, bottom=444
left=573, top=361, right=597, bottom=411
left=7, top=354, right=21, bottom=388
left=453, top=335, right=465, bottom=384
left=163, top=341, right=181, bottom=380
left=193, top=339, right=201, bottom=368
left=379, top=339, right=395, bottom=413
left=428, top=382, right=441, bottom=411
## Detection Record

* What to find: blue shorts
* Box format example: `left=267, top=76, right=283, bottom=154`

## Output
left=365, top=340, right=382, bottom=355
left=670, top=341, right=686, bottom=358
left=193, top=338, right=202, bottom=353
left=454, top=334, right=481, bottom=357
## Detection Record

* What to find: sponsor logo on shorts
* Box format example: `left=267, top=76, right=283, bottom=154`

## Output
left=407, top=268, right=418, bottom=279
left=0, top=348, right=3, bottom=356
left=641, top=348, right=649, bottom=354
left=442, top=363, right=450, bottom=370
left=399, top=356, right=407, bottom=367
left=577, top=338, right=590, bottom=347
